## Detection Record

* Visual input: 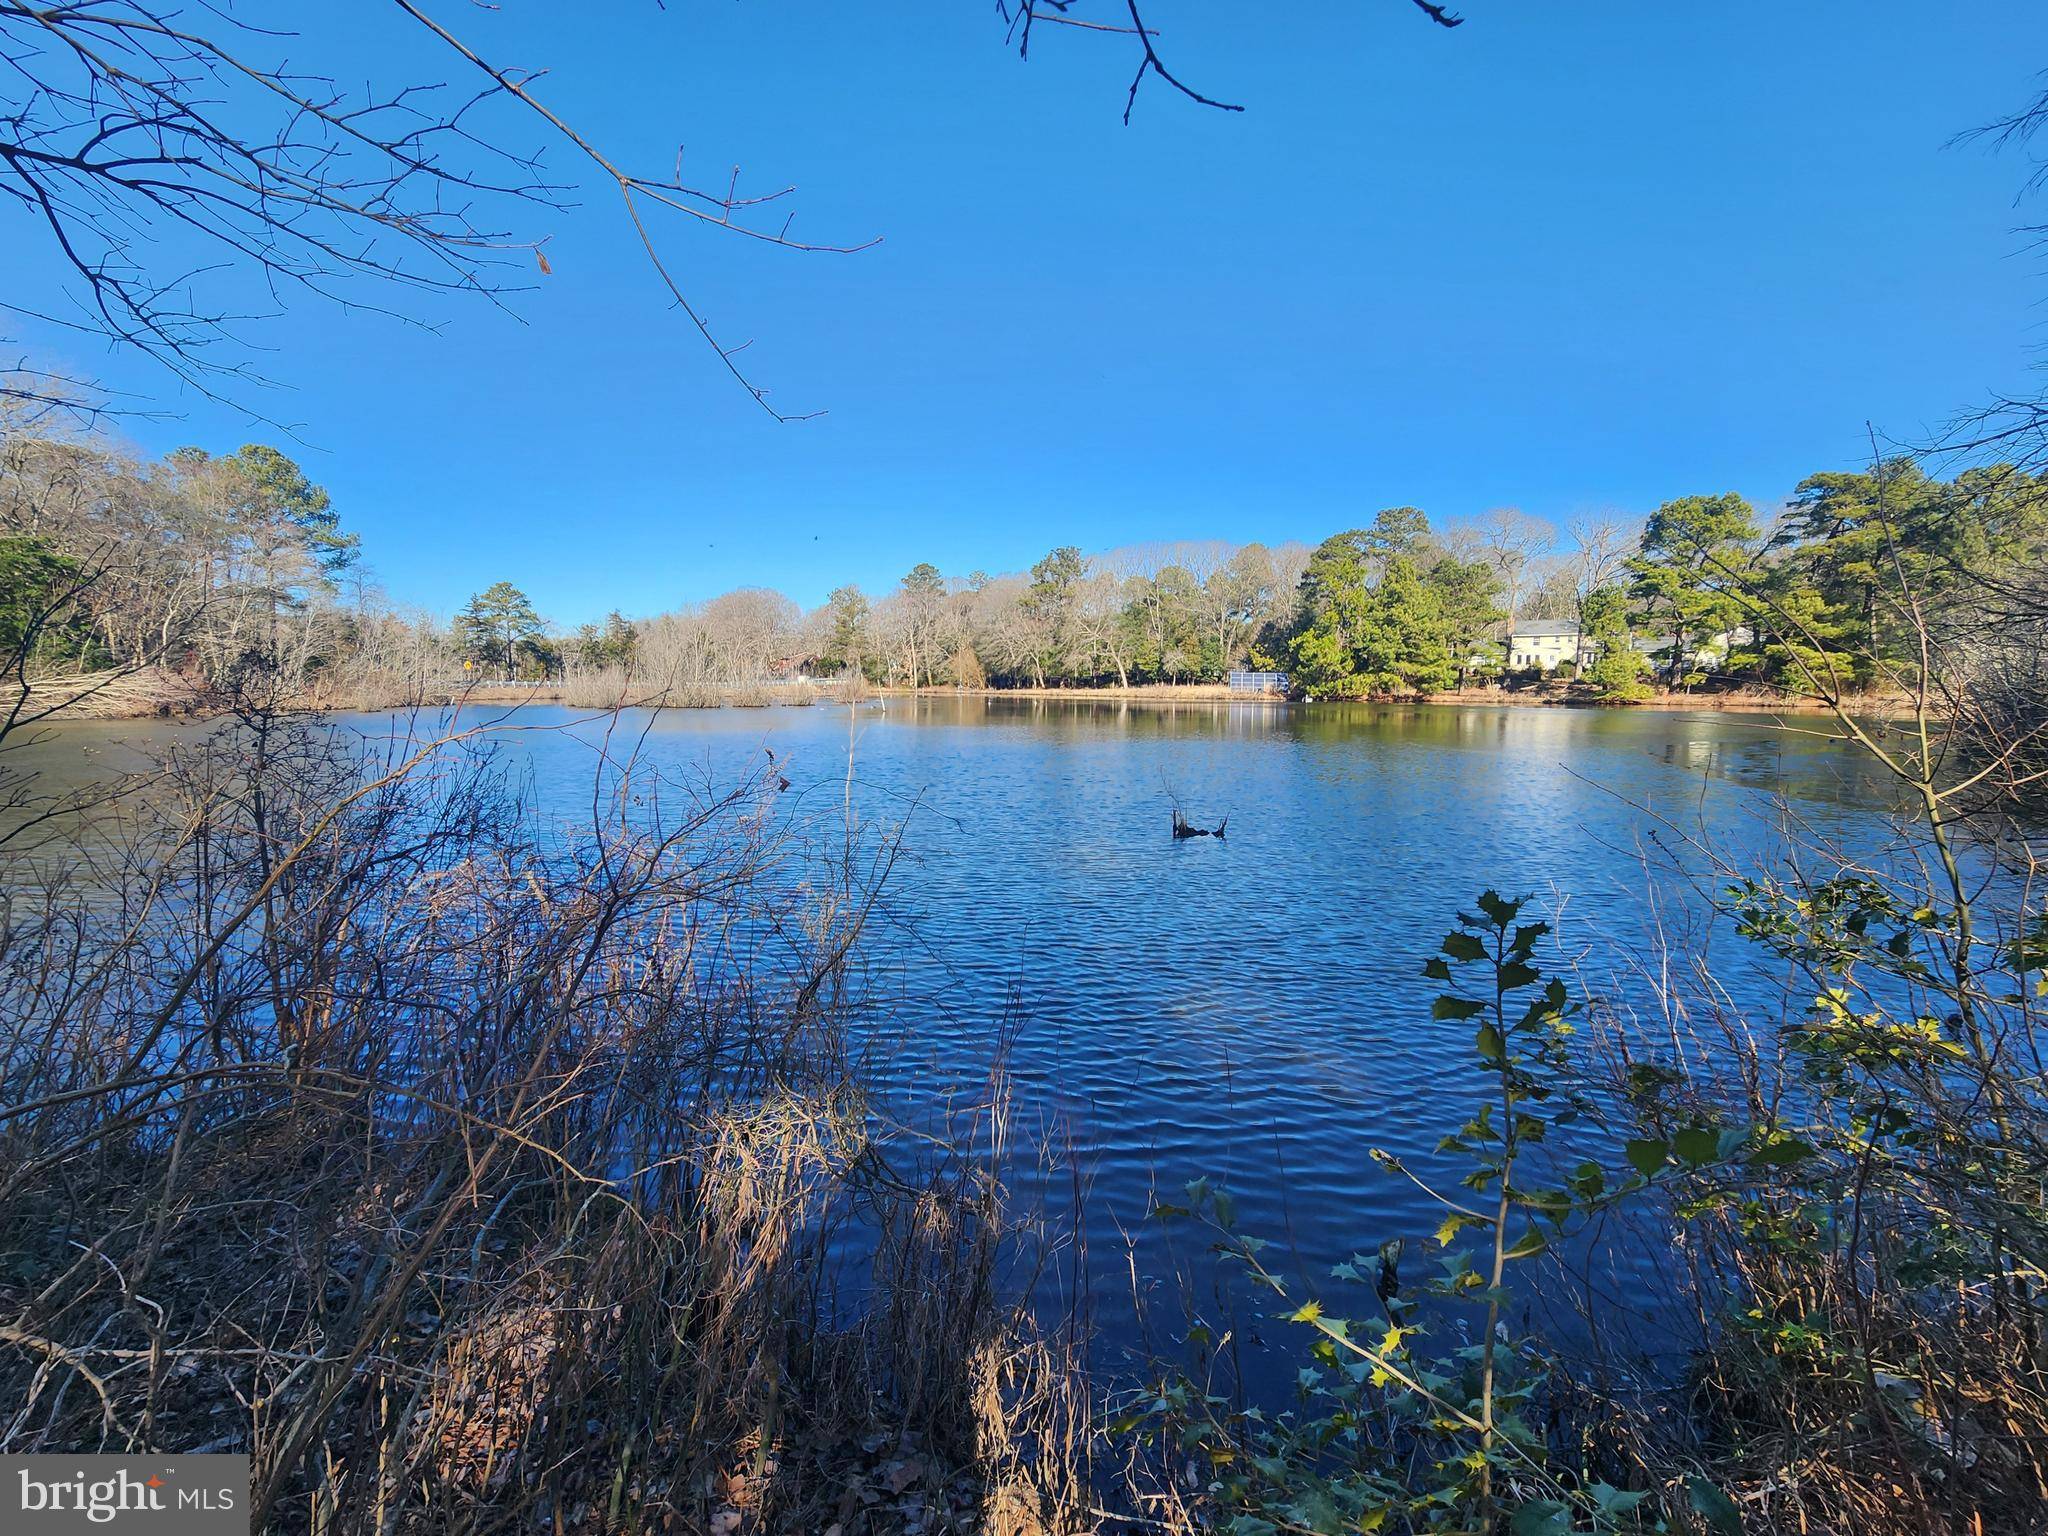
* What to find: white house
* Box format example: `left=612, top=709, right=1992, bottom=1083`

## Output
left=1480, top=621, right=1753, bottom=677
left=1633, top=627, right=1752, bottom=675
left=1503, top=619, right=1593, bottom=672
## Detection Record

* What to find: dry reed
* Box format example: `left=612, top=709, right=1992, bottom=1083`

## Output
left=0, top=710, right=1085, bottom=1534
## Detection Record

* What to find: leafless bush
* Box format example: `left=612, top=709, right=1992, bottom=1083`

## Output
left=0, top=711, right=1082, bottom=1533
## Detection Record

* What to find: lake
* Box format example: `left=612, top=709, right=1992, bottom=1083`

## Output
left=7, top=696, right=1905, bottom=1363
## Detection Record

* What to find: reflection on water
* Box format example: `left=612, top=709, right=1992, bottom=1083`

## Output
left=5, top=698, right=1904, bottom=1357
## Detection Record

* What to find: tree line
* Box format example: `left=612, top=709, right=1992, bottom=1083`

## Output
left=528, top=469, right=2048, bottom=706
left=6, top=410, right=2046, bottom=710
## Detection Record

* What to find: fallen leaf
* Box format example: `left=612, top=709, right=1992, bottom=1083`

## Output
left=887, top=1459, right=924, bottom=1494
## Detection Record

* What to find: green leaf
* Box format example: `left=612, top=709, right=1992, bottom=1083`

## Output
left=1687, top=1476, right=1741, bottom=1536
left=1443, top=930, right=1488, bottom=962
left=1476, top=1023, right=1506, bottom=1061
left=1503, top=1225, right=1547, bottom=1260
left=1423, top=956, right=1453, bottom=981
left=1749, top=1133, right=1816, bottom=1167
left=1285, top=1489, right=1344, bottom=1534
left=1519, top=976, right=1569, bottom=1026
left=1497, top=959, right=1542, bottom=991
left=1589, top=1481, right=1649, bottom=1517
left=1625, top=1139, right=1669, bottom=1177
left=1674, top=1125, right=1721, bottom=1166
left=1433, top=996, right=1485, bottom=1021
left=1477, top=890, right=1523, bottom=927
left=1509, top=1498, right=1572, bottom=1536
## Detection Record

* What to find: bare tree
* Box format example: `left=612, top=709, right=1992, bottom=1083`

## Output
left=1562, top=511, right=1640, bottom=605
left=996, top=0, right=1463, bottom=123
left=892, top=564, right=950, bottom=688
left=1461, top=506, right=1556, bottom=633
left=0, top=407, right=220, bottom=724
left=631, top=587, right=798, bottom=693
left=1266, top=539, right=1313, bottom=619
left=1202, top=543, right=1279, bottom=672
left=0, top=2, right=870, bottom=421
left=3, top=2, right=1469, bottom=422
left=968, top=573, right=1047, bottom=688
left=1074, top=565, right=1134, bottom=687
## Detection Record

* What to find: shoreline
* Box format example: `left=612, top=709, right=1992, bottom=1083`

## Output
left=19, top=673, right=1901, bottom=722
left=871, top=683, right=1891, bottom=714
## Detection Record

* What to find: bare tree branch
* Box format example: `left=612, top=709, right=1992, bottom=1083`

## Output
left=0, top=2, right=872, bottom=421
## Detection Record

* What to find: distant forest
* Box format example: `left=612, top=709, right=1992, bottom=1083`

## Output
left=5, top=410, right=2046, bottom=709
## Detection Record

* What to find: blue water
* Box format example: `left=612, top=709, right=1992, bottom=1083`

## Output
left=18, top=696, right=1906, bottom=1364
left=470, top=700, right=1898, bottom=1336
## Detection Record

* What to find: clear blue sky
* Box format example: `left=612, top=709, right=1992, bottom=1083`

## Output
left=13, top=2, right=2048, bottom=627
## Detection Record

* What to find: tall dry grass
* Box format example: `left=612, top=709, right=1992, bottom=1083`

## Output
left=0, top=710, right=1083, bottom=1534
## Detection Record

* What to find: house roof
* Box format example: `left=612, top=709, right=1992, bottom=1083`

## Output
left=1509, top=619, right=1582, bottom=640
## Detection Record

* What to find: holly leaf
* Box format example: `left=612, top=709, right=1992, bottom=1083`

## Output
left=1436, top=1211, right=1483, bottom=1247
left=1590, top=1481, right=1649, bottom=1517
left=1477, top=890, right=1523, bottom=927
left=1443, top=931, right=1488, bottom=962
left=1509, top=1499, right=1572, bottom=1536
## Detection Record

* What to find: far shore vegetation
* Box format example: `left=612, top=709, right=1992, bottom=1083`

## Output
left=7, top=418, right=2043, bottom=726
